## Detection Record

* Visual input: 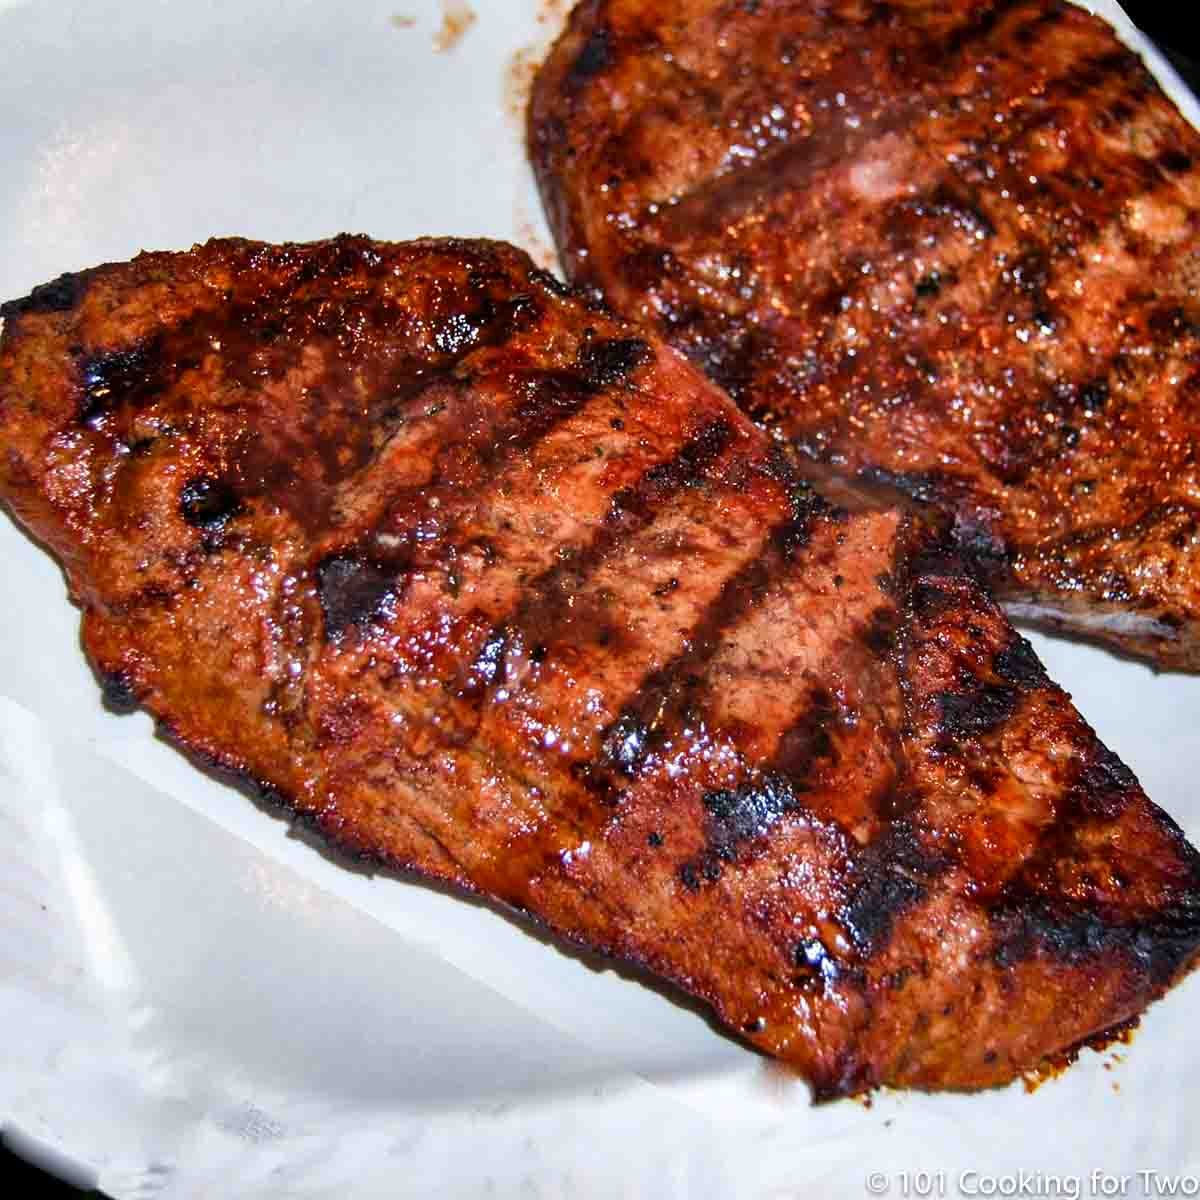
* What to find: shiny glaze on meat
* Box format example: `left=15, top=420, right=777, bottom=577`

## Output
left=529, top=0, right=1200, bottom=668
left=2, top=236, right=1199, bottom=1096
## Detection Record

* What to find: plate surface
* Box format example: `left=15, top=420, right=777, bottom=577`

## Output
left=1, top=2, right=1198, bottom=1197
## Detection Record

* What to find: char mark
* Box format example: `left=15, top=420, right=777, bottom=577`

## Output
left=703, top=772, right=801, bottom=861
left=993, top=635, right=1049, bottom=689
left=317, top=554, right=401, bottom=642
left=99, top=669, right=139, bottom=714
left=934, top=684, right=1019, bottom=739
left=772, top=689, right=840, bottom=779
left=77, top=342, right=159, bottom=428
left=432, top=289, right=539, bottom=358
left=180, top=475, right=244, bottom=532
left=527, top=267, right=575, bottom=299
left=463, top=419, right=735, bottom=698
left=931, top=0, right=1054, bottom=65
left=991, top=886, right=1200, bottom=990
left=1, top=270, right=89, bottom=319
left=577, top=337, right=653, bottom=391
left=840, top=820, right=943, bottom=955
left=566, top=26, right=613, bottom=92
left=679, top=773, right=803, bottom=890
left=593, top=497, right=828, bottom=782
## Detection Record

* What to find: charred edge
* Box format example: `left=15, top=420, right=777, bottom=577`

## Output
left=840, top=820, right=943, bottom=955
left=595, top=503, right=823, bottom=782
left=77, top=342, right=158, bottom=428
left=316, top=554, right=400, bottom=642
left=951, top=514, right=1010, bottom=580
left=1067, top=742, right=1141, bottom=821
left=99, top=669, right=139, bottom=714
left=991, top=890, right=1200, bottom=990
left=466, top=420, right=734, bottom=701
left=1, top=271, right=89, bottom=319
left=180, top=475, right=244, bottom=533
left=576, top=337, right=652, bottom=391
left=993, top=634, right=1049, bottom=689
left=566, top=26, right=613, bottom=92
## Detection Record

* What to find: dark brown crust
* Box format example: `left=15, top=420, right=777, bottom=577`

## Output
left=2, top=234, right=1198, bottom=1097
left=528, top=0, right=1200, bottom=670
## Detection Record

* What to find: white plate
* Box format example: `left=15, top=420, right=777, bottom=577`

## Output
left=1, top=2, right=1198, bottom=1197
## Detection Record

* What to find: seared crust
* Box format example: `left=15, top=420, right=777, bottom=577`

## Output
left=529, top=0, right=1200, bottom=669
left=2, top=235, right=1199, bottom=1096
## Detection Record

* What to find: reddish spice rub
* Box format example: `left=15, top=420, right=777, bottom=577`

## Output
left=1, top=235, right=1198, bottom=1097
left=529, top=0, right=1200, bottom=669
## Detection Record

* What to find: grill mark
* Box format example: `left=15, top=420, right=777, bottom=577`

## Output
left=331, top=335, right=661, bottom=597
left=990, top=893, right=1200, bottom=988
left=587, top=496, right=828, bottom=790
left=839, top=819, right=946, bottom=956
left=460, top=418, right=737, bottom=697
left=792, top=68, right=1182, bottom=479
left=673, top=554, right=916, bottom=885
left=650, top=0, right=1074, bottom=242
left=658, top=41, right=1150, bottom=411
left=799, top=47, right=1152, bottom=341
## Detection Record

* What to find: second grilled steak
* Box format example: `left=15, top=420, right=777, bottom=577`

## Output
left=2, top=235, right=1199, bottom=1096
left=529, top=0, right=1200, bottom=668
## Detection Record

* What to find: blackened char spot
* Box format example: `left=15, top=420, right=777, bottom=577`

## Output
left=864, top=604, right=900, bottom=655
left=704, top=773, right=800, bottom=862
left=858, top=465, right=943, bottom=507
left=180, top=476, right=244, bottom=531
left=99, top=669, right=139, bottom=714
left=567, top=26, right=613, bottom=90
left=841, top=821, right=941, bottom=954
left=1159, top=149, right=1193, bottom=174
left=932, top=0, right=1043, bottom=64
left=577, top=337, right=652, bottom=390
left=952, top=514, right=1009, bottom=579
left=78, top=342, right=157, bottom=427
left=1, top=271, right=88, bottom=318
left=317, top=554, right=399, bottom=641
left=993, top=635, right=1049, bottom=689
left=935, top=684, right=1018, bottom=738
left=675, top=775, right=804, bottom=890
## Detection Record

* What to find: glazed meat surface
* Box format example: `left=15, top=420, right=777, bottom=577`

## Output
left=2, top=236, right=1199, bottom=1097
left=529, top=0, right=1200, bottom=668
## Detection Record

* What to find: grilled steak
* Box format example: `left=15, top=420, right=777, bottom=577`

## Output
left=2, top=235, right=1199, bottom=1097
left=529, top=0, right=1200, bottom=669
